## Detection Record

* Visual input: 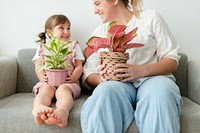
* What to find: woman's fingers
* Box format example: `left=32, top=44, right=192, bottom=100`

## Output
left=115, top=64, right=136, bottom=82
left=115, top=63, right=129, bottom=68
left=99, top=64, right=107, bottom=81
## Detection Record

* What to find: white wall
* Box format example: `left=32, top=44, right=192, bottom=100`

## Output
left=0, top=0, right=199, bottom=61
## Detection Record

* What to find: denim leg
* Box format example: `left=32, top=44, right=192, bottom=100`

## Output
left=81, top=81, right=136, bottom=133
left=135, top=76, right=182, bottom=133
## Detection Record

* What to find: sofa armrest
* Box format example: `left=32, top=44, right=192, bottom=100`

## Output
left=0, top=57, right=17, bottom=100
left=188, top=60, right=200, bottom=105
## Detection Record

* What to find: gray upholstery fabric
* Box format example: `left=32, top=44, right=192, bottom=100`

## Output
left=0, top=93, right=87, bottom=133
left=0, top=48, right=200, bottom=133
left=188, top=61, right=200, bottom=104
left=0, top=57, right=17, bottom=99
left=17, top=49, right=38, bottom=93
left=173, top=52, right=188, bottom=97
left=180, top=97, right=200, bottom=133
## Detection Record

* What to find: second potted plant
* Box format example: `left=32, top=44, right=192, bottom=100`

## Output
left=85, top=21, right=144, bottom=80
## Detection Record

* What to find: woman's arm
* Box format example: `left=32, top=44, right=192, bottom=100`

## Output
left=85, top=73, right=102, bottom=87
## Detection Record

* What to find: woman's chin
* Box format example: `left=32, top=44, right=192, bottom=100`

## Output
left=101, top=19, right=108, bottom=23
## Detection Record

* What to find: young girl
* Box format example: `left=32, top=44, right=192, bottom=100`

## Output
left=32, top=14, right=85, bottom=127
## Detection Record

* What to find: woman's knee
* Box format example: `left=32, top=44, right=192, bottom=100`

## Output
left=93, top=81, right=116, bottom=93
left=138, top=76, right=180, bottom=100
left=94, top=81, right=135, bottom=96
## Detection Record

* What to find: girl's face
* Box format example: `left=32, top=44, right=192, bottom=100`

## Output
left=93, top=0, right=116, bottom=23
left=48, top=22, right=71, bottom=42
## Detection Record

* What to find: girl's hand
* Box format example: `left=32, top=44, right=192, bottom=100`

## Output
left=43, top=73, right=48, bottom=82
left=38, top=71, right=48, bottom=83
left=115, top=63, right=145, bottom=82
left=66, top=73, right=77, bottom=83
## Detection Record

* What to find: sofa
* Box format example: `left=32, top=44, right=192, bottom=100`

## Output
left=0, top=48, right=200, bottom=133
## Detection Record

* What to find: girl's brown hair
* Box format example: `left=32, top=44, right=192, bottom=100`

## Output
left=121, top=0, right=142, bottom=17
left=36, top=14, right=71, bottom=44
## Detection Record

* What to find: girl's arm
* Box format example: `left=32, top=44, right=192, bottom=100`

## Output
left=68, top=59, right=83, bottom=83
left=34, top=58, right=47, bottom=82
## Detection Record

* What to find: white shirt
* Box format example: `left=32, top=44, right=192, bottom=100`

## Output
left=83, top=9, right=180, bottom=87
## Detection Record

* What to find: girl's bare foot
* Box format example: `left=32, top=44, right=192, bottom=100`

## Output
left=45, top=109, right=69, bottom=127
left=32, top=105, right=54, bottom=124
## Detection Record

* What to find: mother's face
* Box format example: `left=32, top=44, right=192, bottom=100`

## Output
left=93, top=0, right=117, bottom=23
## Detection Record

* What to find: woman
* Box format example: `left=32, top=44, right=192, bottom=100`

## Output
left=81, top=0, right=182, bottom=133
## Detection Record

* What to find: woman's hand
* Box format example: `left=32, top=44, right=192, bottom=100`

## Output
left=115, top=58, right=178, bottom=82
left=115, top=63, right=145, bottom=82
left=99, top=64, right=107, bottom=82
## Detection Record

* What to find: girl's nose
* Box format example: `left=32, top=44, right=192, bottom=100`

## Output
left=64, top=29, right=69, bottom=33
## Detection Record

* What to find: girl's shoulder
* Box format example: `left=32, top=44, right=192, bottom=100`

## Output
left=67, top=40, right=78, bottom=49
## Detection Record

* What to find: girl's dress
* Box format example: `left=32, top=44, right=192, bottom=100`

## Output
left=32, top=40, right=85, bottom=99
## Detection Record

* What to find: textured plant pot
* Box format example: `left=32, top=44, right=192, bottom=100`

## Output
left=46, top=69, right=68, bottom=87
left=100, top=51, right=129, bottom=81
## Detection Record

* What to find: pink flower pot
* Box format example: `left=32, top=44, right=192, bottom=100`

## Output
left=45, top=69, right=68, bottom=87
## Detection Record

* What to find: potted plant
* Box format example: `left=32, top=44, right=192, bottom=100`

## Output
left=37, top=34, right=72, bottom=86
left=85, top=21, right=144, bottom=80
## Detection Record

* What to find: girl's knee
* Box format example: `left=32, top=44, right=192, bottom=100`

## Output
left=39, top=84, right=54, bottom=93
left=57, top=84, right=72, bottom=94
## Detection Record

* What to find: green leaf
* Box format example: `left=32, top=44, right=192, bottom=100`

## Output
left=37, top=35, right=73, bottom=71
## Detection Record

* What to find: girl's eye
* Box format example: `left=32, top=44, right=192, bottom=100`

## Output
left=59, top=26, right=64, bottom=30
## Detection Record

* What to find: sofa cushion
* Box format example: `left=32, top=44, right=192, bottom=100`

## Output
left=0, top=93, right=87, bottom=133
left=1, top=93, right=198, bottom=133
left=16, top=49, right=188, bottom=97
left=180, top=97, right=200, bottom=133
left=17, top=49, right=38, bottom=93
left=173, top=53, right=188, bottom=97
left=0, top=57, right=17, bottom=99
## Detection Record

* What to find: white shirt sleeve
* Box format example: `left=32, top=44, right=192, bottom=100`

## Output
left=152, top=10, right=180, bottom=62
left=75, top=44, right=85, bottom=61
left=82, top=24, right=108, bottom=83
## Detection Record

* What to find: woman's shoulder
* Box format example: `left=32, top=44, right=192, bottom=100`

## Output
left=140, top=9, right=162, bottom=19
left=92, top=23, right=109, bottom=37
left=141, top=9, right=159, bottom=15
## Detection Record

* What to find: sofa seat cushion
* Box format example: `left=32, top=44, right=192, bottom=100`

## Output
left=0, top=93, right=199, bottom=133
left=180, top=97, right=200, bottom=133
left=0, top=93, right=87, bottom=133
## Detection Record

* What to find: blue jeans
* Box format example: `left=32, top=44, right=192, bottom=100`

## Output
left=81, top=76, right=182, bottom=133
